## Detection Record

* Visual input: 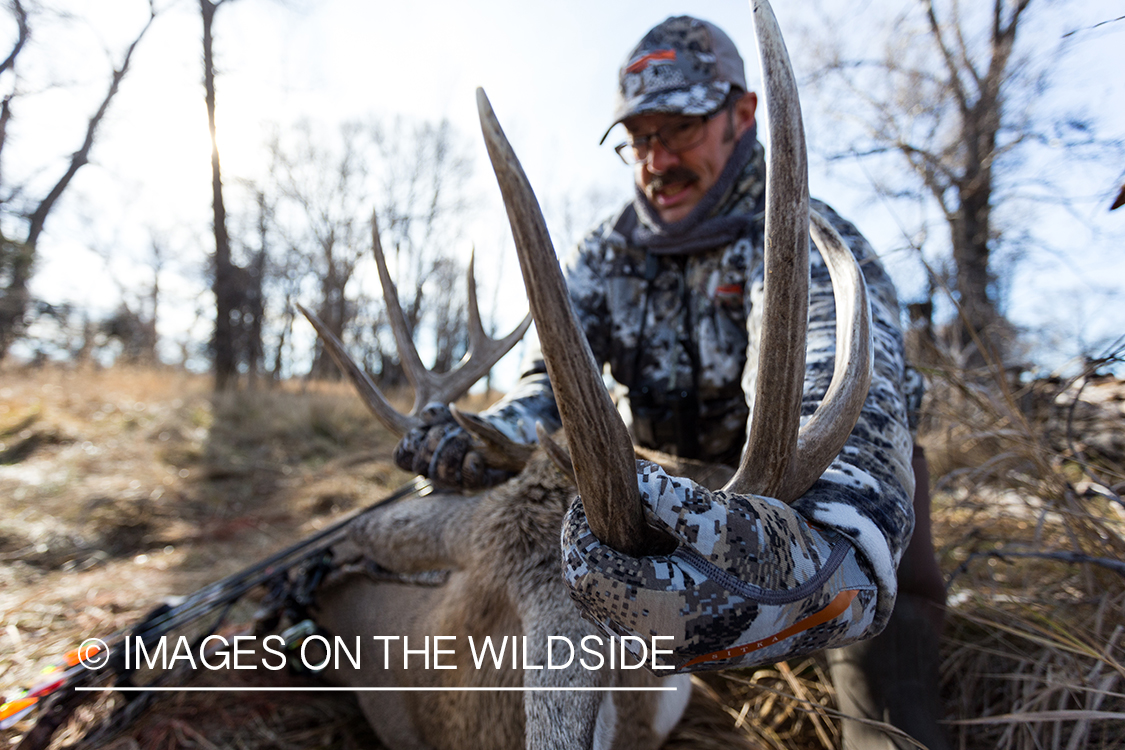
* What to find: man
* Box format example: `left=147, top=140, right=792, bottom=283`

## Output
left=396, top=16, right=948, bottom=750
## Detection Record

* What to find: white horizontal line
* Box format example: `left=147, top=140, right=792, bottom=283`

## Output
left=77, top=686, right=676, bottom=693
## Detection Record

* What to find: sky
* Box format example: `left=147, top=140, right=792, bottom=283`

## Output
left=7, top=0, right=1125, bottom=380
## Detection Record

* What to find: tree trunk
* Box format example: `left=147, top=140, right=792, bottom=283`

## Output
left=951, top=157, right=999, bottom=363
left=0, top=3, right=152, bottom=360
left=0, top=238, right=32, bottom=359
left=245, top=191, right=269, bottom=388
left=310, top=267, right=348, bottom=380
left=202, top=0, right=236, bottom=390
left=948, top=30, right=1010, bottom=367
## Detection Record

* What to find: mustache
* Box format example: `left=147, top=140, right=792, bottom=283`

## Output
left=645, top=167, right=699, bottom=196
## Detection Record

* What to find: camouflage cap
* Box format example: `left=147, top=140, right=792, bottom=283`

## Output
left=600, top=16, right=747, bottom=144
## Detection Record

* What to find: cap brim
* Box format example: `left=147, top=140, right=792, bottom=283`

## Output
left=599, top=81, right=732, bottom=146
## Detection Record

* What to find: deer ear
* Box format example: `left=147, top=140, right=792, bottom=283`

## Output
left=450, top=405, right=535, bottom=472
left=536, top=422, right=575, bottom=483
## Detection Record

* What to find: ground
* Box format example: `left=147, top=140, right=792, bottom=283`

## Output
left=1, top=364, right=1122, bottom=749
left=0, top=366, right=406, bottom=748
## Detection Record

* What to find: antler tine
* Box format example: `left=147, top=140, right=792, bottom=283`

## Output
left=371, top=212, right=531, bottom=416
left=772, top=210, right=872, bottom=501
left=724, top=0, right=873, bottom=500
left=296, top=303, right=417, bottom=437
left=477, top=87, right=670, bottom=557
left=457, top=248, right=534, bottom=396
left=450, top=403, right=536, bottom=470
left=370, top=210, right=431, bottom=412
left=724, top=0, right=811, bottom=497
left=466, top=247, right=486, bottom=349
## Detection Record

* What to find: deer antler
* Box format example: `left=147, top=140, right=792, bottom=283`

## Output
left=299, top=302, right=416, bottom=436
left=722, top=0, right=809, bottom=499
left=299, top=211, right=532, bottom=439
left=477, top=89, right=672, bottom=557
left=764, top=209, right=871, bottom=502
left=722, top=0, right=871, bottom=501
left=477, top=0, right=872, bottom=556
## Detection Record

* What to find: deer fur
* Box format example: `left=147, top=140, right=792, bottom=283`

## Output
left=314, top=442, right=734, bottom=750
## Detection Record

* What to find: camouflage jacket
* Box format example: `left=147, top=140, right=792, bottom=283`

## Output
left=485, top=137, right=916, bottom=634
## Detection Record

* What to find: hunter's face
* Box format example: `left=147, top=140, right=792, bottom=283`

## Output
left=624, top=91, right=757, bottom=223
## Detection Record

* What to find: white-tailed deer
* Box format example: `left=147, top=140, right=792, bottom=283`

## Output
left=305, top=1, right=893, bottom=747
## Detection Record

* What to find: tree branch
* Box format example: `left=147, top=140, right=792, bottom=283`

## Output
left=0, top=0, right=29, bottom=77
left=924, top=0, right=970, bottom=115
left=25, top=2, right=157, bottom=247
left=1062, top=14, right=1125, bottom=39
left=949, top=549, right=1125, bottom=587
left=984, top=0, right=1032, bottom=99
left=950, top=0, right=984, bottom=97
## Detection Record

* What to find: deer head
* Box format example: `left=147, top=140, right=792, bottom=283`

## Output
left=476, top=0, right=873, bottom=556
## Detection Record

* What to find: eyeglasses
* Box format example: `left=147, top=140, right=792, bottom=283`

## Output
left=614, top=115, right=713, bottom=165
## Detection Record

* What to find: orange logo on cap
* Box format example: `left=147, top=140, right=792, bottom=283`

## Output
left=626, top=49, right=676, bottom=74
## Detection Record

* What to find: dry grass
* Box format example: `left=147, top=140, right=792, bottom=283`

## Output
left=0, top=365, right=411, bottom=748
left=920, top=350, right=1125, bottom=750
left=2, top=362, right=1124, bottom=749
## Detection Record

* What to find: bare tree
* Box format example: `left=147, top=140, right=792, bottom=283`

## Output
left=201, top=0, right=268, bottom=389
left=548, top=184, right=628, bottom=254
left=797, top=0, right=1122, bottom=368
left=264, top=115, right=475, bottom=383
left=371, top=116, right=474, bottom=367
left=243, top=189, right=268, bottom=386
left=98, top=237, right=166, bottom=365
left=201, top=0, right=236, bottom=388
left=261, top=233, right=307, bottom=382
left=427, top=255, right=467, bottom=373
left=0, top=1, right=156, bottom=359
left=266, top=120, right=373, bottom=379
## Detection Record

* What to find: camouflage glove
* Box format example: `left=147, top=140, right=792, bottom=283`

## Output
left=562, top=460, right=881, bottom=673
left=393, top=403, right=513, bottom=491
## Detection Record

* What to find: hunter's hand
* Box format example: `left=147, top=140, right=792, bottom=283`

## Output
left=393, top=403, right=513, bottom=491
left=560, top=459, right=878, bottom=673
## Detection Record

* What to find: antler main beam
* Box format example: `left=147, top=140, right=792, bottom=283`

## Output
left=477, top=89, right=671, bottom=557
left=773, top=210, right=871, bottom=501
left=299, top=302, right=416, bottom=435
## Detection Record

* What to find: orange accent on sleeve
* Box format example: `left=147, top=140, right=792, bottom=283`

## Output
left=681, top=589, right=860, bottom=669
left=626, top=49, right=677, bottom=74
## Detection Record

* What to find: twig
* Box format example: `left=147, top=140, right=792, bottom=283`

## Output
left=776, top=661, right=835, bottom=749
left=1062, top=15, right=1125, bottom=38
left=945, top=709, right=1125, bottom=724
left=1067, top=626, right=1123, bottom=750
left=948, top=549, right=1125, bottom=587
